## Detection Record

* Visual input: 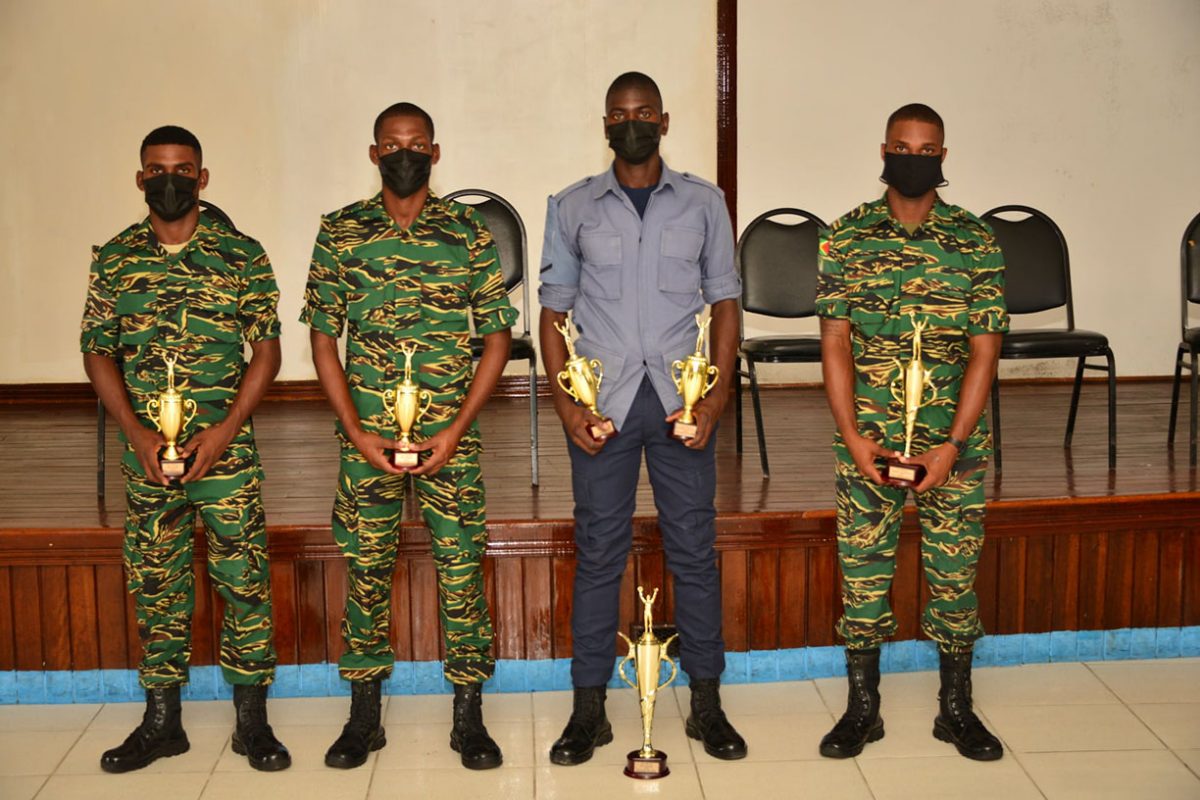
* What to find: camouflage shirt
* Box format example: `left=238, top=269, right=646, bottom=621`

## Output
left=299, top=192, right=517, bottom=467
left=816, top=196, right=1009, bottom=459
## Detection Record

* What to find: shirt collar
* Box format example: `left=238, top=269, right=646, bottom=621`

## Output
left=366, top=190, right=444, bottom=226
left=864, top=193, right=954, bottom=236
left=591, top=159, right=679, bottom=200
left=136, top=212, right=222, bottom=254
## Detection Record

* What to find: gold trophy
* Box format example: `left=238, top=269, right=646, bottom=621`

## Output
left=382, top=341, right=433, bottom=469
left=617, top=586, right=679, bottom=780
left=146, top=352, right=197, bottom=480
left=554, top=317, right=616, bottom=439
left=883, top=312, right=939, bottom=487
left=670, top=313, right=720, bottom=440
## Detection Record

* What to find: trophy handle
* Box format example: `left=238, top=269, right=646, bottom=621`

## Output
left=616, top=633, right=638, bottom=690
left=145, top=398, right=163, bottom=432
left=703, top=365, right=720, bottom=396
left=382, top=389, right=397, bottom=422
left=182, top=398, right=198, bottom=430
left=556, top=370, right=578, bottom=402
left=923, top=371, right=938, bottom=406
left=417, top=389, right=434, bottom=421
left=670, top=360, right=684, bottom=393
left=589, top=359, right=603, bottom=394
left=890, top=359, right=906, bottom=403
left=657, top=634, right=679, bottom=690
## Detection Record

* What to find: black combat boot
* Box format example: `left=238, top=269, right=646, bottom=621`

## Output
left=933, top=650, right=1004, bottom=761
left=685, top=678, right=748, bottom=760
left=819, top=648, right=884, bottom=758
left=325, top=678, right=386, bottom=769
left=231, top=684, right=291, bottom=771
left=100, top=686, right=190, bottom=773
left=449, top=683, right=503, bottom=770
left=549, top=686, right=613, bottom=765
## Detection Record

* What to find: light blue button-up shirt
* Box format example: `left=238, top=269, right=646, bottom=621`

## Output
left=539, top=162, right=741, bottom=431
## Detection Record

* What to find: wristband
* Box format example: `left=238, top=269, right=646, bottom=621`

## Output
left=945, top=435, right=966, bottom=452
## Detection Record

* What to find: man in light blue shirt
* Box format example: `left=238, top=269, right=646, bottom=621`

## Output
left=539, top=71, right=747, bottom=766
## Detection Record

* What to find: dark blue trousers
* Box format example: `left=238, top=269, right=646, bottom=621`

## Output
left=567, top=376, right=725, bottom=686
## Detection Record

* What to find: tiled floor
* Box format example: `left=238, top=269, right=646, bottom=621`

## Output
left=3, top=659, right=1198, bottom=799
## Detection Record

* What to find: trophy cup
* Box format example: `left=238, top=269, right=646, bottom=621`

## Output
left=554, top=318, right=616, bottom=440
left=146, top=352, right=197, bottom=481
left=882, top=312, right=939, bottom=488
left=383, top=341, right=433, bottom=469
left=670, top=313, right=720, bottom=440
left=616, top=586, right=679, bottom=780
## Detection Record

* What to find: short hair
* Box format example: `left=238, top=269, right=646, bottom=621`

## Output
left=374, top=102, right=435, bottom=142
left=605, top=71, right=663, bottom=111
left=140, top=125, right=202, bottom=161
left=886, top=103, right=945, bottom=137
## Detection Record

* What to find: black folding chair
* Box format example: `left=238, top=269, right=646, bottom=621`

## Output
left=444, top=189, right=539, bottom=486
left=733, top=208, right=827, bottom=478
left=1167, top=211, right=1200, bottom=465
left=982, top=205, right=1117, bottom=470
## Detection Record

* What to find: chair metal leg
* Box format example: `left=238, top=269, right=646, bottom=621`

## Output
left=748, top=359, right=769, bottom=478
left=1105, top=348, right=1117, bottom=469
left=990, top=374, right=1003, bottom=472
left=97, top=397, right=106, bottom=500
left=529, top=358, right=539, bottom=486
left=735, top=354, right=744, bottom=456
left=1064, top=356, right=1086, bottom=448
left=1169, top=344, right=1184, bottom=444
left=1191, top=350, right=1198, bottom=467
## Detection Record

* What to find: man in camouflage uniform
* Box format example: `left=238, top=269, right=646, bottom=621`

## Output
left=816, top=104, right=1007, bottom=762
left=302, top=102, right=516, bottom=771
left=81, top=126, right=289, bottom=773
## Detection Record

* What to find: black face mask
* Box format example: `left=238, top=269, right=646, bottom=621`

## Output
left=143, top=174, right=198, bottom=222
left=606, top=120, right=661, bottom=165
left=378, top=148, right=432, bottom=198
left=881, top=152, right=946, bottom=198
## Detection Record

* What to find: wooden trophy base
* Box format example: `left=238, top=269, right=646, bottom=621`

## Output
left=391, top=448, right=419, bottom=469
left=159, top=449, right=191, bottom=483
left=624, top=749, right=669, bottom=779
left=589, top=418, right=617, bottom=441
left=672, top=420, right=697, bottom=440
left=883, top=457, right=926, bottom=488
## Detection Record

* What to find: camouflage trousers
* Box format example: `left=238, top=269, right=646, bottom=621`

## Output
left=122, top=444, right=276, bottom=688
left=332, top=443, right=494, bottom=684
left=834, top=452, right=988, bottom=652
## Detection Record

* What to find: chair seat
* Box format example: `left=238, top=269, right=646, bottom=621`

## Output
left=740, top=335, right=822, bottom=361
left=1184, top=327, right=1200, bottom=348
left=470, top=334, right=535, bottom=360
left=1000, top=329, right=1110, bottom=359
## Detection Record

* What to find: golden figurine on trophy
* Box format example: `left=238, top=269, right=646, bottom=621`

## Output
left=883, top=312, right=939, bottom=487
left=616, top=586, right=679, bottom=780
left=146, top=352, right=197, bottom=481
left=554, top=316, right=616, bottom=440
left=670, top=313, right=720, bottom=440
left=383, top=341, right=433, bottom=469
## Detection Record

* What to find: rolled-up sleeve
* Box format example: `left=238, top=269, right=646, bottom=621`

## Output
left=537, top=196, right=580, bottom=312
left=239, top=244, right=281, bottom=342
left=815, top=226, right=849, bottom=320
left=968, top=227, right=1009, bottom=336
left=80, top=245, right=119, bottom=356
left=465, top=208, right=518, bottom=335
left=298, top=215, right=346, bottom=338
left=699, top=191, right=741, bottom=304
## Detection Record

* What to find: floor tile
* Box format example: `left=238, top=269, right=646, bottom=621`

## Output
left=534, top=763, right=704, bottom=800
left=972, top=662, right=1120, bottom=706
left=213, top=725, right=342, bottom=772
left=201, top=769, right=372, bottom=799
left=816, top=670, right=942, bottom=712
left=38, top=772, right=208, bottom=800
left=0, top=775, right=46, bottom=800
left=1087, top=658, right=1200, bottom=704
left=1175, top=748, right=1200, bottom=776
left=374, top=720, right=533, bottom=769
left=696, top=759, right=872, bottom=800
left=266, top=696, right=387, bottom=728
left=859, top=754, right=1043, bottom=800
left=853, top=706, right=975, bottom=760
left=693, top=680, right=828, bottom=716
left=0, top=704, right=100, bottom=732
left=0, top=731, right=80, bottom=776
left=88, top=699, right=234, bottom=731
left=1129, top=703, right=1200, bottom=750
left=980, top=703, right=1162, bottom=753
left=57, top=726, right=228, bottom=775
left=688, top=711, right=835, bottom=764
left=368, top=766, right=534, bottom=799
left=532, top=688, right=681, bottom=722
left=1019, top=749, right=1200, bottom=799
left=385, top=692, right=530, bottom=725
left=533, top=714, right=695, bottom=768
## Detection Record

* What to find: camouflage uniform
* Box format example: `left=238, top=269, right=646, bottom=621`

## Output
left=80, top=212, right=281, bottom=687
left=300, top=192, right=517, bottom=684
left=816, top=196, right=1009, bottom=652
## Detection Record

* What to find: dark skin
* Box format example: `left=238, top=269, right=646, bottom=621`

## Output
left=85, top=144, right=281, bottom=485
left=820, top=118, right=1001, bottom=491
left=311, top=113, right=511, bottom=476
left=542, top=85, right=735, bottom=455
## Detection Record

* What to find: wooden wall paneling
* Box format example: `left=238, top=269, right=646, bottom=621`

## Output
left=0, top=568, right=14, bottom=670
left=634, top=552, right=668, bottom=622
left=719, top=550, right=748, bottom=650
left=408, top=557, right=442, bottom=661
left=39, top=566, right=70, bottom=669
left=996, top=538, right=1027, bottom=634
left=1078, top=531, right=1108, bottom=629
left=11, top=566, right=42, bottom=670
left=124, top=589, right=141, bottom=667
left=777, top=547, right=806, bottom=648
left=482, top=556, right=497, bottom=659
left=748, top=549, right=779, bottom=650
left=522, top=557, right=552, bottom=660
left=191, top=556, right=216, bottom=667
left=806, top=545, right=837, bottom=646
left=974, top=534, right=999, bottom=634
left=269, top=561, right=298, bottom=664
left=1131, top=531, right=1160, bottom=628
left=618, top=556, right=636, bottom=644
left=1183, top=530, right=1200, bottom=627
left=95, top=564, right=130, bottom=669
left=1023, top=535, right=1054, bottom=634
left=297, top=560, right=328, bottom=664
left=551, top=557, right=574, bottom=658
left=67, top=565, right=100, bottom=671
left=1155, top=529, right=1185, bottom=627
left=1103, top=530, right=1135, bottom=629
left=390, top=556, right=413, bottom=662
left=891, top=532, right=921, bottom=641
left=492, top=557, right=525, bottom=660
left=1051, top=532, right=1081, bottom=631
left=323, top=558, right=348, bottom=668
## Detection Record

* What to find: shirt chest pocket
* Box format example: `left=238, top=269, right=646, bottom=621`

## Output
left=579, top=233, right=623, bottom=300
left=920, top=264, right=971, bottom=329
left=347, top=285, right=392, bottom=332
left=186, top=283, right=241, bottom=344
left=420, top=263, right=471, bottom=332
left=116, top=293, right=159, bottom=346
left=658, top=226, right=704, bottom=306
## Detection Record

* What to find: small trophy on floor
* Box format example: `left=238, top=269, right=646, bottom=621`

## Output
left=670, top=313, right=720, bottom=440
left=383, top=341, right=433, bottom=469
left=147, top=352, right=197, bottom=481
left=554, top=317, right=616, bottom=440
left=617, top=586, right=679, bottom=780
left=883, top=312, right=939, bottom=487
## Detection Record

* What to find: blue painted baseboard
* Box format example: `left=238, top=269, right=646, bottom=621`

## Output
left=4, top=625, right=1197, bottom=704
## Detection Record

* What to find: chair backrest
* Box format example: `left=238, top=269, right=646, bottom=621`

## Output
left=443, top=188, right=529, bottom=335
left=736, top=208, right=827, bottom=319
left=981, top=205, right=1073, bottom=326
left=1182, top=211, right=1200, bottom=330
